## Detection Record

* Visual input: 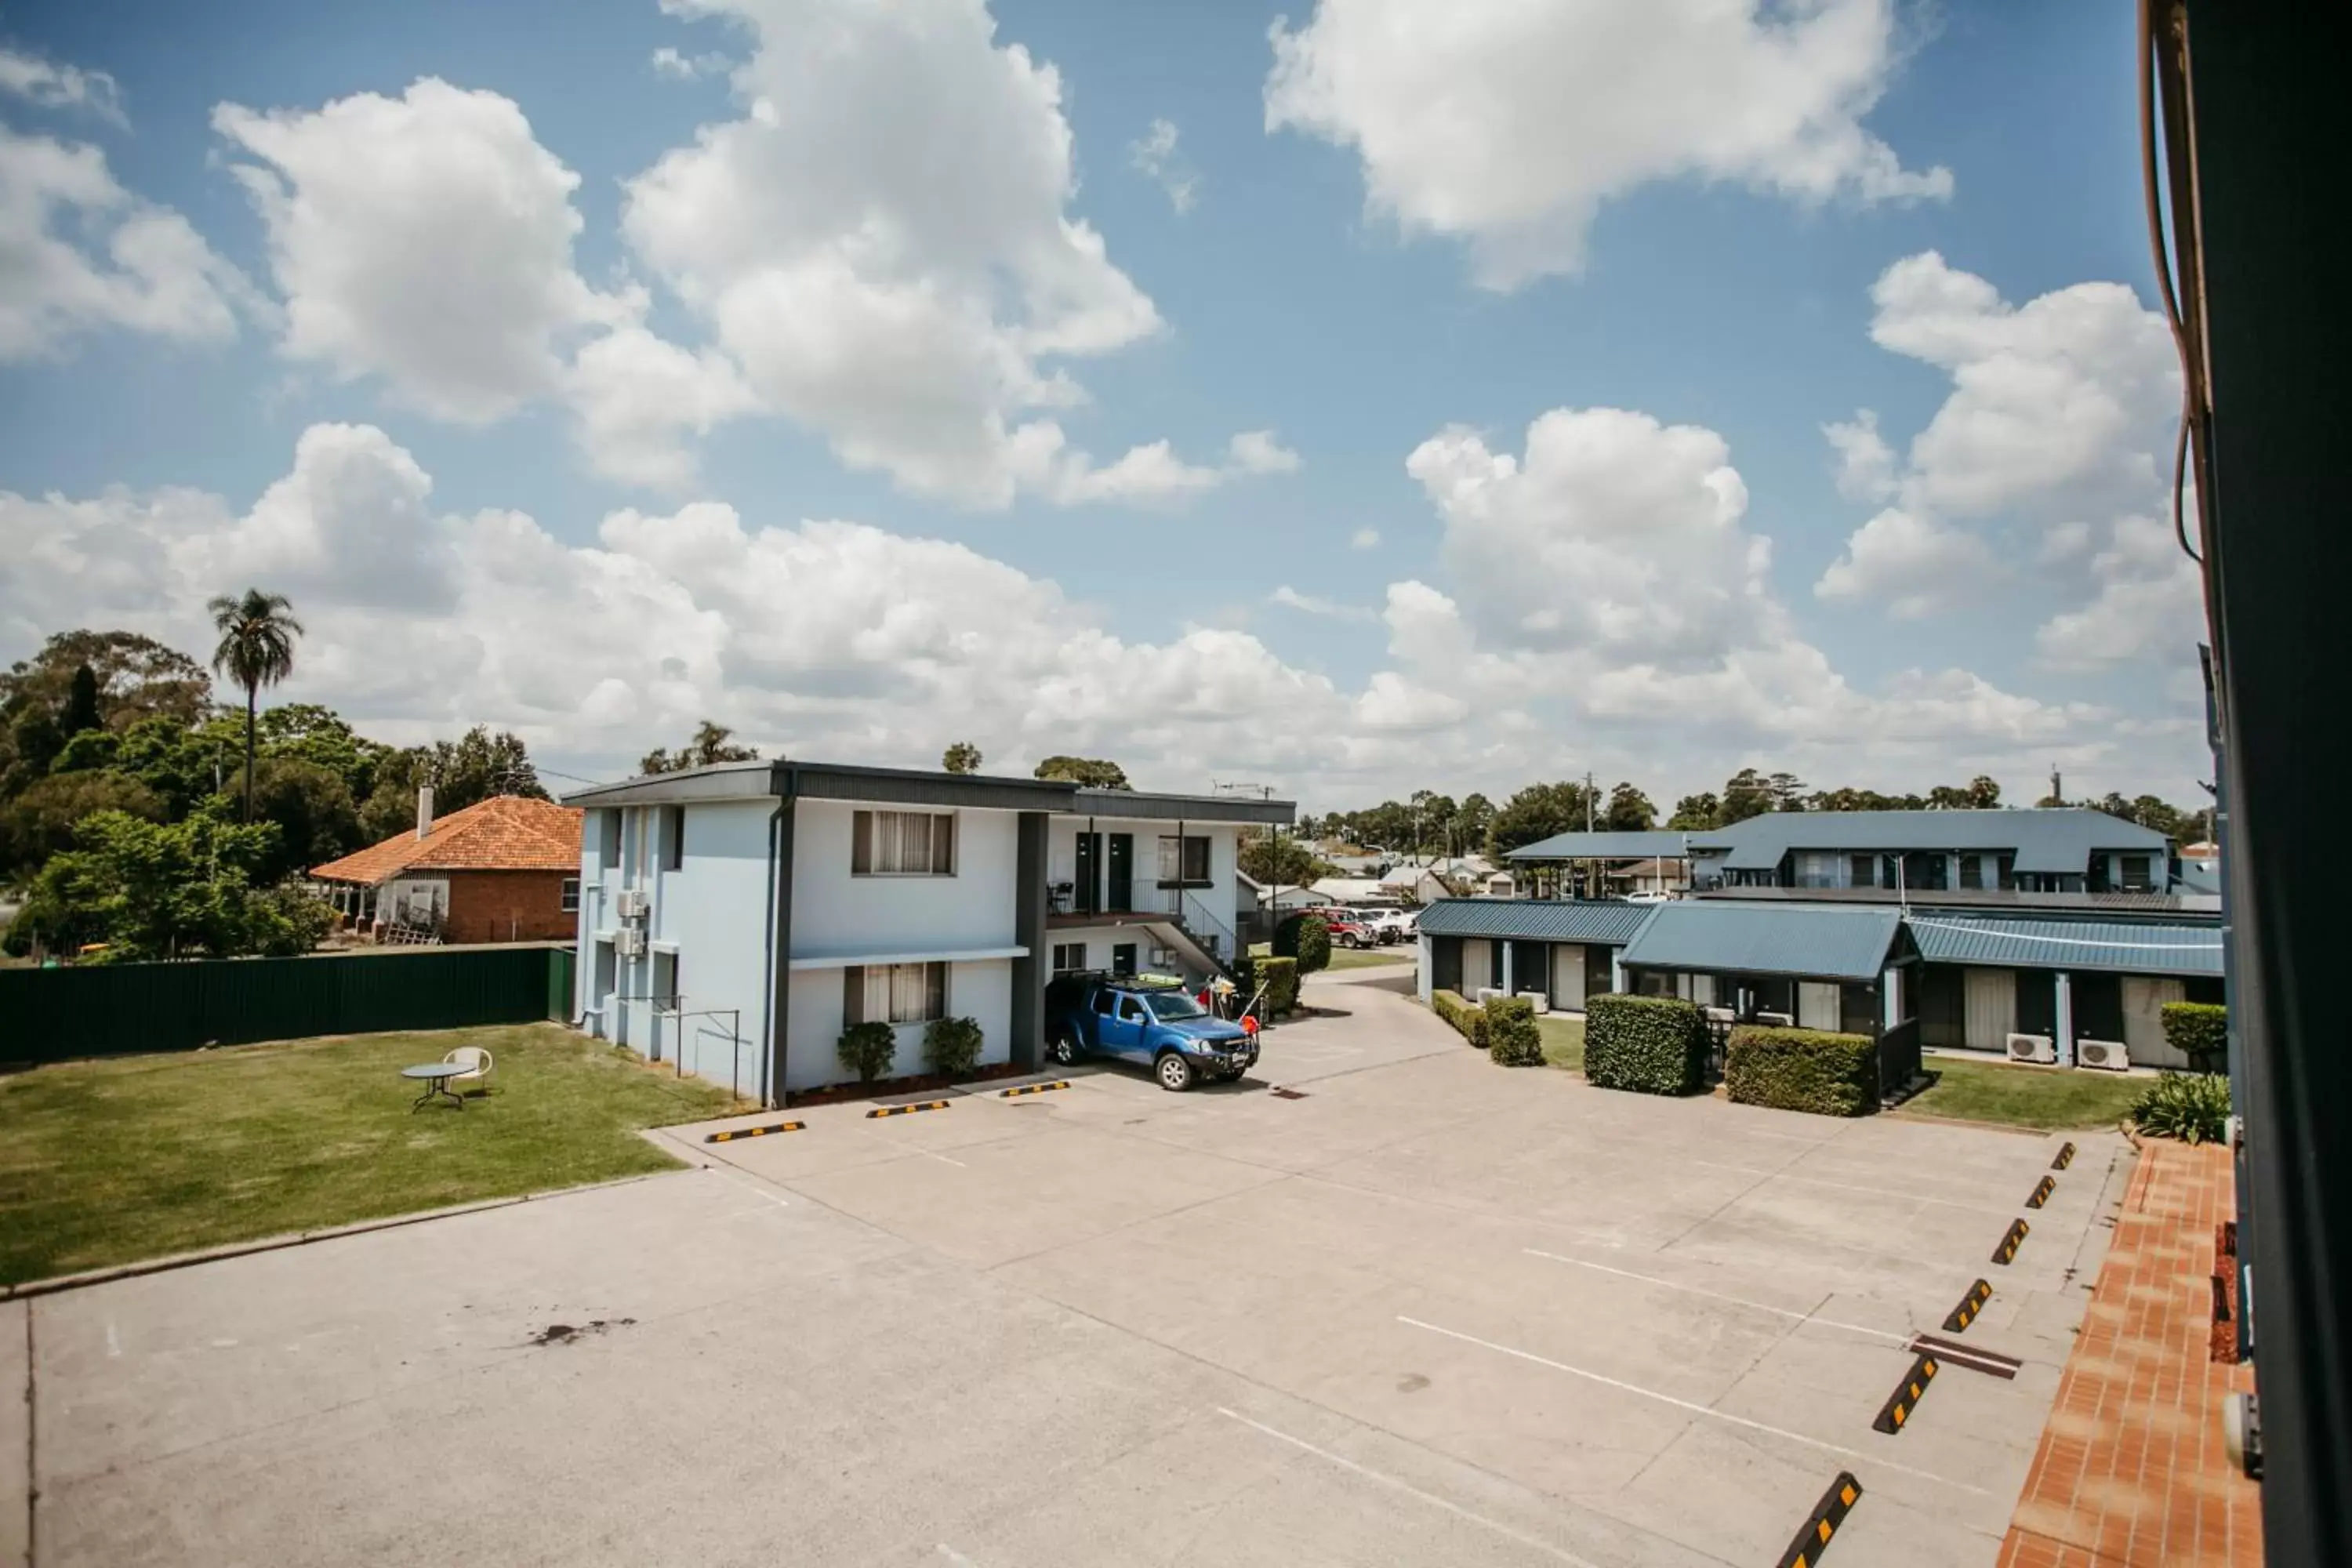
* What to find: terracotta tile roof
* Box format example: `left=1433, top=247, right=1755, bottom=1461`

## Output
left=310, top=795, right=583, bottom=884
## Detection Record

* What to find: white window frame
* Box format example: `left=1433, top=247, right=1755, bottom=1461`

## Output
left=844, top=960, right=949, bottom=1025
left=560, top=877, right=581, bottom=913
left=1156, top=833, right=1212, bottom=887
left=1051, top=942, right=1087, bottom=975
left=851, top=810, right=959, bottom=877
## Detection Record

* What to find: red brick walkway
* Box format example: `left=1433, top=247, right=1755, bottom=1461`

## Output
left=1996, top=1140, right=2263, bottom=1567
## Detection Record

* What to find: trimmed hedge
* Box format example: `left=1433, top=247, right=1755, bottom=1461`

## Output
left=1724, top=1025, right=1878, bottom=1117
left=1584, top=994, right=1708, bottom=1096
left=2161, top=1001, right=2227, bottom=1071
left=1249, top=954, right=1300, bottom=1017
left=1275, top=913, right=1333, bottom=975
left=922, top=1014, right=985, bottom=1076
left=837, top=1020, right=897, bottom=1083
left=1484, top=994, right=1545, bottom=1066
left=1432, top=988, right=1489, bottom=1047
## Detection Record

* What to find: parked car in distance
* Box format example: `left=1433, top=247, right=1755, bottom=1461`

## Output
left=1044, top=975, right=1258, bottom=1091
left=1348, top=906, right=1417, bottom=944
left=1290, top=906, right=1379, bottom=949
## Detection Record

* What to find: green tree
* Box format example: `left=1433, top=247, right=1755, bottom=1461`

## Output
left=225, top=757, right=363, bottom=883
left=0, top=630, right=213, bottom=737
left=61, top=664, right=102, bottom=738
left=1667, top=792, right=1720, bottom=830
left=1454, top=793, right=1494, bottom=855
left=358, top=727, right=548, bottom=842
left=208, top=590, right=305, bottom=823
left=0, top=771, right=167, bottom=880
left=641, top=720, right=760, bottom=775
left=14, top=810, right=328, bottom=961
left=1034, top=755, right=1131, bottom=789
left=941, top=740, right=983, bottom=775
left=1601, top=782, right=1657, bottom=831
left=256, top=703, right=391, bottom=801
left=1237, top=829, right=1337, bottom=887
left=1719, top=768, right=1773, bottom=825
left=1485, top=780, right=1599, bottom=855
left=1274, top=913, right=1331, bottom=976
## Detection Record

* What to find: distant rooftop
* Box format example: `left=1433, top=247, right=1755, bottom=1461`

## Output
left=1697, top=807, right=2170, bottom=874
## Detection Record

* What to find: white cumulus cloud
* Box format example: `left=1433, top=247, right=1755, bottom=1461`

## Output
left=0, top=45, right=126, bottom=124
left=1265, top=0, right=1950, bottom=288
left=1128, top=117, right=1198, bottom=213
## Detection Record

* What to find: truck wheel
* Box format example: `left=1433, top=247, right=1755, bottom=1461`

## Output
left=1156, top=1052, right=1196, bottom=1092
left=1048, top=1029, right=1080, bottom=1067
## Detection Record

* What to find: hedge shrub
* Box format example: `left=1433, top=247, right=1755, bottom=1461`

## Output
left=1254, top=955, right=1301, bottom=1017
left=1431, top=988, right=1489, bottom=1047
left=1584, top=993, right=1708, bottom=1096
left=922, top=1014, right=985, bottom=1077
left=2161, top=1001, right=2228, bottom=1072
left=1724, top=1025, right=1878, bottom=1116
left=1484, top=994, right=1546, bottom=1066
left=1275, top=913, right=1332, bottom=975
left=836, top=1020, right=898, bottom=1083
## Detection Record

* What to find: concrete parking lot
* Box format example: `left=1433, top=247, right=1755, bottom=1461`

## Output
left=13, top=967, right=2125, bottom=1566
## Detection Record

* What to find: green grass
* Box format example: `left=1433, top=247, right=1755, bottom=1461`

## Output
left=1536, top=1014, right=1585, bottom=1072
left=0, top=1022, right=747, bottom=1286
left=1902, top=1054, right=2147, bottom=1131
left=1323, top=946, right=1414, bottom=971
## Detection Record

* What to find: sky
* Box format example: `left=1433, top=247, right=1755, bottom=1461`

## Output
left=0, top=0, right=2209, bottom=811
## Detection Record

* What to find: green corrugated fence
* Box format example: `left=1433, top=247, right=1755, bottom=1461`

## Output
left=0, top=944, right=574, bottom=1065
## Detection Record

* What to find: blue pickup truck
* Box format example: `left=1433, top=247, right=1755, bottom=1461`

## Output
left=1044, top=975, right=1257, bottom=1091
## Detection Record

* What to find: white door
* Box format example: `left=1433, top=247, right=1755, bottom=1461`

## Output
left=1963, top=968, right=2016, bottom=1051
left=2123, top=977, right=2187, bottom=1067
left=1551, top=944, right=1586, bottom=1011
left=1461, top=939, right=1490, bottom=995
left=1798, top=982, right=1840, bottom=1032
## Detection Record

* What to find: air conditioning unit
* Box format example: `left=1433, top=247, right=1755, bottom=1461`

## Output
left=613, top=927, right=647, bottom=958
left=2007, top=1032, right=2057, bottom=1065
left=615, top=888, right=650, bottom=920
left=1474, top=986, right=1506, bottom=1004
left=1515, top=990, right=1551, bottom=1014
left=2078, top=1039, right=2131, bottom=1072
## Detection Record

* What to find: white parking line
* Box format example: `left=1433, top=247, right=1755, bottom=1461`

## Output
left=1395, top=1316, right=1987, bottom=1494
left=1685, top=1159, right=2021, bottom=1216
left=858, top=1128, right=967, bottom=1167
left=707, top=1167, right=790, bottom=1208
left=1215, top=1407, right=1603, bottom=1566
left=935, top=1546, right=980, bottom=1566
left=1521, top=1249, right=1913, bottom=1347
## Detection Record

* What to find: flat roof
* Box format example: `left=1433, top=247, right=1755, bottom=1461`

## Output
left=1700, top=808, right=2171, bottom=874
left=563, top=762, right=1294, bottom=822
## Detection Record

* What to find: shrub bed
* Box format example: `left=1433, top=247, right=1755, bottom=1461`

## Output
left=1431, top=988, right=1489, bottom=1047
left=2161, top=1001, right=2228, bottom=1071
left=836, top=1020, right=898, bottom=1083
left=1483, top=995, right=1545, bottom=1066
left=1274, top=914, right=1332, bottom=975
left=1724, top=1025, right=1878, bottom=1116
left=1250, top=955, right=1301, bottom=1017
left=922, top=1014, right=985, bottom=1077
left=1584, top=994, right=1707, bottom=1096
left=2132, top=1070, right=2232, bottom=1143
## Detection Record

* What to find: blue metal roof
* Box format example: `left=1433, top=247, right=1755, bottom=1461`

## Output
left=1413, top=898, right=1657, bottom=945
left=1618, top=901, right=1903, bottom=982
left=1907, top=915, right=2224, bottom=978
left=1700, top=808, right=2170, bottom=875
left=1504, top=829, right=1712, bottom=862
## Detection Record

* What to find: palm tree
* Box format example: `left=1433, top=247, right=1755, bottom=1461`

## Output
left=208, top=589, right=303, bottom=822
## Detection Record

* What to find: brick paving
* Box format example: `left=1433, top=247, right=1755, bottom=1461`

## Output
left=1995, top=1140, right=2263, bottom=1567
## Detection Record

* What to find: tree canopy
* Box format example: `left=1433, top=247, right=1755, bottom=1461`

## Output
left=941, top=740, right=982, bottom=775
left=11, top=810, right=329, bottom=962
left=641, top=720, right=760, bottom=775
left=1033, top=755, right=1130, bottom=789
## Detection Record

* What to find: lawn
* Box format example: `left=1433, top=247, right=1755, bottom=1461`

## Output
left=1246, top=942, right=1411, bottom=971
left=1535, top=1013, right=1586, bottom=1072
left=0, top=1022, right=747, bottom=1286
left=1900, top=1053, right=2148, bottom=1131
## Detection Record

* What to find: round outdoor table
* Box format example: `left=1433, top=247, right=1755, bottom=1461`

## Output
left=401, top=1062, right=467, bottom=1112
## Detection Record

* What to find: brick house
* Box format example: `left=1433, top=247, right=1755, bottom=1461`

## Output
left=311, top=792, right=584, bottom=945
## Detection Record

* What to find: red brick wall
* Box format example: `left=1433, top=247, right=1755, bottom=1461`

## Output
left=440, top=869, right=576, bottom=945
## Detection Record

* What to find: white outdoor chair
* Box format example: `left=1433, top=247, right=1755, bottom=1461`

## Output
left=442, top=1046, right=494, bottom=1095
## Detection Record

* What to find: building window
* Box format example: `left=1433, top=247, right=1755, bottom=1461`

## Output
left=1051, top=942, right=1087, bottom=974
left=1156, top=834, right=1210, bottom=885
left=1958, top=855, right=1984, bottom=890
left=851, top=810, right=957, bottom=876
left=2120, top=854, right=2153, bottom=891
left=1848, top=854, right=1875, bottom=888
left=597, top=810, right=621, bottom=869
left=663, top=805, right=685, bottom=871
left=844, top=961, right=948, bottom=1025
left=561, top=877, right=581, bottom=912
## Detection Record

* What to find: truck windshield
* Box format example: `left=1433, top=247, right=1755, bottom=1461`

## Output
left=1143, top=991, right=1207, bottom=1021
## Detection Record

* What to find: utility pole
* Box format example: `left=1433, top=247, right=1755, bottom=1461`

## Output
left=1584, top=771, right=1595, bottom=832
